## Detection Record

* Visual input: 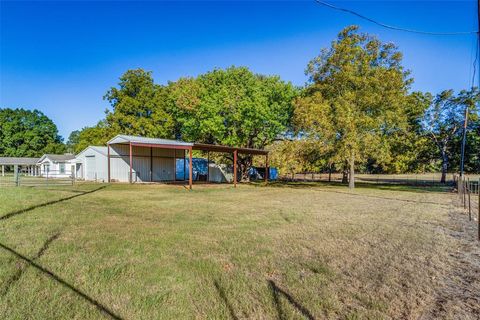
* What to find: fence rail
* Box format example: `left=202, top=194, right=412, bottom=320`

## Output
left=280, top=173, right=460, bottom=186
left=456, top=175, right=480, bottom=241
left=0, top=170, right=74, bottom=187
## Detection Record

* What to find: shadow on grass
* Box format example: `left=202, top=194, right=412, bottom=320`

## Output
left=213, top=280, right=239, bottom=320
left=268, top=280, right=315, bottom=320
left=1, top=232, right=61, bottom=296
left=0, top=241, right=123, bottom=320
left=0, top=186, right=107, bottom=221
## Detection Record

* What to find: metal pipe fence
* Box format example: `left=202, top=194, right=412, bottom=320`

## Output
left=0, top=169, right=74, bottom=187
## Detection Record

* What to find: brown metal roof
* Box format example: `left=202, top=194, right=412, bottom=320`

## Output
left=193, top=143, right=268, bottom=155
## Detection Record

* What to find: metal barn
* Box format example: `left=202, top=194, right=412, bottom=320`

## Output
left=106, top=135, right=269, bottom=189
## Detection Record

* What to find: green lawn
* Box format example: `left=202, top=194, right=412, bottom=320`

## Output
left=0, top=182, right=477, bottom=319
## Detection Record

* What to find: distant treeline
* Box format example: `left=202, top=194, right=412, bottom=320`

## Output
left=1, top=26, right=479, bottom=186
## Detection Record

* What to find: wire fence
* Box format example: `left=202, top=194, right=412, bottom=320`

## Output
left=280, top=172, right=459, bottom=186
left=0, top=170, right=75, bottom=187
left=456, top=175, right=480, bottom=241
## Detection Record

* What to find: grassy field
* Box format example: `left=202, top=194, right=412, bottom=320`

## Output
left=0, top=182, right=479, bottom=319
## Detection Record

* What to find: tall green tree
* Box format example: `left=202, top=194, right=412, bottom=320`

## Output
left=369, top=91, right=434, bottom=174
left=294, top=26, right=412, bottom=188
left=424, top=88, right=480, bottom=182
left=104, top=69, right=175, bottom=138
left=168, top=67, right=298, bottom=179
left=0, top=108, right=65, bottom=157
left=66, top=130, right=80, bottom=153
left=72, top=121, right=112, bottom=154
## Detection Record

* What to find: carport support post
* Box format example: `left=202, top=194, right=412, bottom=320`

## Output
left=188, top=147, right=193, bottom=190
left=150, top=147, right=153, bottom=182
left=107, top=143, right=111, bottom=183
left=265, top=154, right=269, bottom=183
left=129, top=142, right=133, bottom=183
left=207, top=151, right=210, bottom=182
left=233, top=150, right=237, bottom=188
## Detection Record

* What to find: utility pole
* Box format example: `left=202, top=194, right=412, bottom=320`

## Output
left=461, top=0, right=480, bottom=177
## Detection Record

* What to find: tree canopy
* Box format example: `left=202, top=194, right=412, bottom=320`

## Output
left=423, top=88, right=480, bottom=181
left=0, top=108, right=65, bottom=157
left=63, top=26, right=480, bottom=179
left=294, top=26, right=413, bottom=188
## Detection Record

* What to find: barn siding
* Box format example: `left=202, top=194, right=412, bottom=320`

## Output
left=152, top=157, right=174, bottom=181
left=108, top=144, right=178, bottom=182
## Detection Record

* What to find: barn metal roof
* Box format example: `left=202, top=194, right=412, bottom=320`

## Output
left=0, top=157, right=40, bottom=165
left=108, top=135, right=193, bottom=147
left=76, top=146, right=108, bottom=157
left=107, top=134, right=268, bottom=155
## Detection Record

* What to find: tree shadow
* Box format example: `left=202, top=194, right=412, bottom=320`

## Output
left=1, top=232, right=60, bottom=296
left=0, top=241, right=123, bottom=320
left=268, top=280, right=315, bottom=320
left=0, top=186, right=107, bottom=221
left=213, top=280, right=239, bottom=320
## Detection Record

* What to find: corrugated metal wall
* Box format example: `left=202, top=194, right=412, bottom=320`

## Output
left=77, top=148, right=109, bottom=182
left=109, top=144, right=185, bottom=182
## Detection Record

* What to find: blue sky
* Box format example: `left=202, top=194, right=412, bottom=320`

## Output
left=1, top=1, right=477, bottom=139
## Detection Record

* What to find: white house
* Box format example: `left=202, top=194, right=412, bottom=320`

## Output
left=75, top=146, right=108, bottom=182
left=37, top=154, right=76, bottom=178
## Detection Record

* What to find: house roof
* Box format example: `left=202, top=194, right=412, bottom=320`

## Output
left=38, top=154, right=76, bottom=163
left=0, top=157, right=40, bottom=165
left=107, top=135, right=193, bottom=147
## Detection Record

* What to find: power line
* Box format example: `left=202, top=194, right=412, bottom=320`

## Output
left=471, top=36, right=479, bottom=88
left=314, top=0, right=478, bottom=36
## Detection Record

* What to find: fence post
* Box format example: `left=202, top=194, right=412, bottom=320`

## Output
left=14, top=165, right=19, bottom=187
left=467, top=179, right=471, bottom=221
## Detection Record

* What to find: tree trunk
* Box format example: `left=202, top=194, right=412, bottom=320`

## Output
left=328, top=165, right=332, bottom=182
left=440, top=148, right=448, bottom=184
left=237, top=155, right=252, bottom=181
left=342, top=169, right=348, bottom=184
left=349, top=154, right=355, bottom=189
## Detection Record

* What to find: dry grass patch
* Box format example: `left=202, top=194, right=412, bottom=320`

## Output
left=0, top=182, right=478, bottom=319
